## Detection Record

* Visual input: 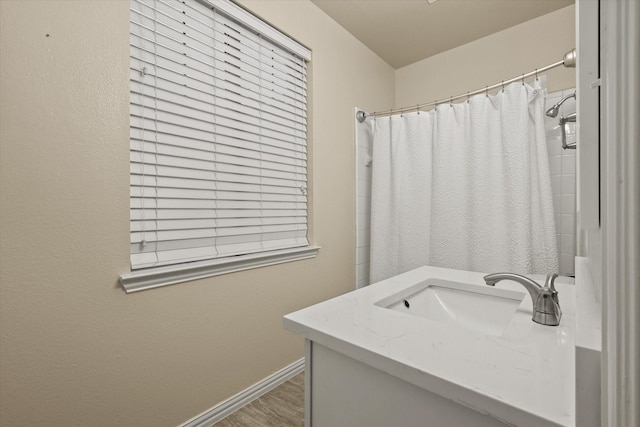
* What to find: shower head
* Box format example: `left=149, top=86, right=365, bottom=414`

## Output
left=546, top=92, right=576, bottom=118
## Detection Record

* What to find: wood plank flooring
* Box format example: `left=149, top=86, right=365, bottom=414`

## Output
left=214, top=372, right=304, bottom=427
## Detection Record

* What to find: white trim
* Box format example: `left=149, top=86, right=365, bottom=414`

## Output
left=576, top=0, right=599, bottom=232
left=199, top=0, right=311, bottom=61
left=119, top=246, right=320, bottom=293
left=600, top=0, right=640, bottom=424
left=304, top=340, right=312, bottom=427
left=180, top=358, right=305, bottom=427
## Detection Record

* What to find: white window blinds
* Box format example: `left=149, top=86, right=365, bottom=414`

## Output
left=129, top=0, right=310, bottom=270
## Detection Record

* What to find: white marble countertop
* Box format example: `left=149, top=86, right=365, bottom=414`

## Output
left=284, top=266, right=575, bottom=427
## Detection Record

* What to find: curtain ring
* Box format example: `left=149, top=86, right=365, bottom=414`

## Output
left=535, top=68, right=539, bottom=81
left=522, top=74, right=525, bottom=86
left=467, top=92, right=470, bottom=103
left=416, top=104, right=420, bottom=114
left=449, top=96, right=453, bottom=107
left=501, top=80, right=505, bottom=93
left=485, top=86, right=488, bottom=98
left=434, top=100, right=438, bottom=111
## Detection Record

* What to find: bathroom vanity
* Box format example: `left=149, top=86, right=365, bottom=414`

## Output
left=284, top=266, right=575, bottom=427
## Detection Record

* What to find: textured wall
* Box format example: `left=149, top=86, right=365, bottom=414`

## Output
left=395, top=5, right=576, bottom=108
left=0, top=1, right=394, bottom=426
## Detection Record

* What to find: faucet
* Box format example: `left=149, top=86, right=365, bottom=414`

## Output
left=483, top=272, right=562, bottom=326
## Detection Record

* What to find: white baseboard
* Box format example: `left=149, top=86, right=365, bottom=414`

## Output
left=180, top=358, right=305, bottom=427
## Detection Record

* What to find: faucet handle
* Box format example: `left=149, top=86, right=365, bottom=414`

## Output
left=544, top=273, right=559, bottom=291
left=544, top=273, right=560, bottom=305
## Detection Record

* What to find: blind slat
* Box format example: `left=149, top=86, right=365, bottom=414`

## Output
left=129, top=0, right=309, bottom=270
left=129, top=65, right=306, bottom=129
left=131, top=235, right=308, bottom=269
left=130, top=152, right=306, bottom=183
left=131, top=112, right=306, bottom=153
left=131, top=140, right=305, bottom=175
left=129, top=17, right=307, bottom=96
left=131, top=224, right=308, bottom=244
left=130, top=135, right=307, bottom=165
left=130, top=82, right=306, bottom=138
left=134, top=0, right=307, bottom=80
left=129, top=40, right=307, bottom=115
left=130, top=125, right=306, bottom=160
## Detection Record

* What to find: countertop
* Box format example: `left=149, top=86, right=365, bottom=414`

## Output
left=284, top=266, right=575, bottom=427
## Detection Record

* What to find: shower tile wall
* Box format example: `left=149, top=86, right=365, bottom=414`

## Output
left=545, top=89, right=577, bottom=276
left=355, top=90, right=577, bottom=286
left=355, top=115, right=373, bottom=288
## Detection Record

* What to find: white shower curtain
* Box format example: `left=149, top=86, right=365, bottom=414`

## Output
left=370, top=79, right=558, bottom=283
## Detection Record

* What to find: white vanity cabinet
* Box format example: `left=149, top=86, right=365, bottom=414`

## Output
left=305, top=340, right=509, bottom=427
left=285, top=266, right=576, bottom=427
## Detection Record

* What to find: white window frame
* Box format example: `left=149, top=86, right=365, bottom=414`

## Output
left=120, top=0, right=318, bottom=293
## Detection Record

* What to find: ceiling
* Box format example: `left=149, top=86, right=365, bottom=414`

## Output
left=310, top=0, right=574, bottom=69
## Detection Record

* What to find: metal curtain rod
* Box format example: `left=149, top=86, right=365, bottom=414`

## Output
left=357, top=48, right=577, bottom=122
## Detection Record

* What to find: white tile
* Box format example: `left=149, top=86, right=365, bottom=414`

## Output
left=560, top=233, right=575, bottom=255
left=549, top=155, right=562, bottom=176
left=553, top=195, right=562, bottom=214
left=357, top=196, right=371, bottom=214
left=356, top=221, right=371, bottom=232
left=356, top=263, right=369, bottom=281
left=560, top=213, right=576, bottom=234
left=356, top=231, right=370, bottom=248
left=546, top=122, right=561, bottom=137
left=545, top=93, right=562, bottom=104
left=561, top=194, right=576, bottom=214
left=356, top=246, right=370, bottom=265
left=559, top=254, right=575, bottom=275
left=559, top=95, right=576, bottom=116
left=545, top=118, right=560, bottom=133
left=357, top=278, right=370, bottom=288
left=547, top=136, right=562, bottom=156
left=356, top=176, right=371, bottom=192
left=563, top=147, right=576, bottom=158
left=357, top=163, right=372, bottom=183
left=551, top=175, right=561, bottom=195
left=356, top=186, right=371, bottom=199
left=356, top=213, right=371, bottom=230
left=561, top=174, right=576, bottom=195
left=561, top=154, right=576, bottom=174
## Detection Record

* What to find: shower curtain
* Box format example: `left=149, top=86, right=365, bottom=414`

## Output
left=370, top=79, right=558, bottom=283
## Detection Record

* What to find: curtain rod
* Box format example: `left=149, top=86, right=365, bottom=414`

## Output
left=357, top=48, right=576, bottom=122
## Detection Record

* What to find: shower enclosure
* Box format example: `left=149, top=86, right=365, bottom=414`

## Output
left=355, top=87, right=577, bottom=288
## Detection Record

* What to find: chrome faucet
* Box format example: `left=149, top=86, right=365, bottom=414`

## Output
left=483, top=272, right=562, bottom=326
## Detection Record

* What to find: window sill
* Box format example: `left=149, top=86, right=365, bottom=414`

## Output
left=119, top=246, right=320, bottom=293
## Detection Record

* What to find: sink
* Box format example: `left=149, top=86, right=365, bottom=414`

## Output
left=375, top=278, right=525, bottom=336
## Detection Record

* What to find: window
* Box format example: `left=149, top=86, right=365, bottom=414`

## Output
left=121, top=0, right=317, bottom=292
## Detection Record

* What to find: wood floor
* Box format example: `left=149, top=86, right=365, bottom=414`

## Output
left=214, top=373, right=305, bottom=427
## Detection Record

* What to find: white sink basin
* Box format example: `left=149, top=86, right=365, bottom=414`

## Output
left=375, top=278, right=525, bottom=336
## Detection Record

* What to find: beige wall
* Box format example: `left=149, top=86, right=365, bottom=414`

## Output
left=395, top=5, right=576, bottom=108
left=0, top=1, right=394, bottom=426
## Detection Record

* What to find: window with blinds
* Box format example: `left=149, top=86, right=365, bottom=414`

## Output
left=129, top=0, right=312, bottom=273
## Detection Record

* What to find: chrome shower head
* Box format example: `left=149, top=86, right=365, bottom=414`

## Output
left=546, top=92, right=576, bottom=118
left=546, top=105, right=561, bottom=118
